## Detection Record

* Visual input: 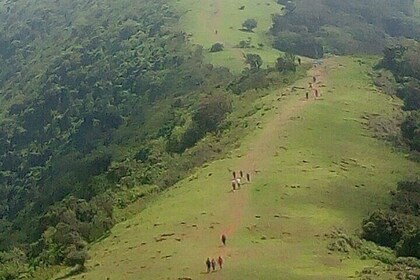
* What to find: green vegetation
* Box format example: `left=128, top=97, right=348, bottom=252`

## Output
left=0, top=0, right=307, bottom=276
left=275, top=52, right=297, bottom=72
left=57, top=57, right=419, bottom=280
left=241, top=18, right=258, bottom=32
left=209, top=42, right=224, bottom=52
left=270, top=0, right=420, bottom=57
left=1, top=0, right=420, bottom=278
left=175, top=0, right=284, bottom=71
left=375, top=42, right=420, bottom=152
left=243, top=53, right=263, bottom=69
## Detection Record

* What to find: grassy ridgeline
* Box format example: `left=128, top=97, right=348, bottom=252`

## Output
left=62, top=57, right=419, bottom=279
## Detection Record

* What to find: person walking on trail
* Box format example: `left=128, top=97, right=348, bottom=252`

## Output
left=221, top=234, right=227, bottom=246
left=305, top=91, right=309, bottom=100
left=313, top=76, right=316, bottom=83
left=231, top=180, right=236, bottom=191
left=236, top=177, right=241, bottom=188
left=315, top=89, right=319, bottom=98
left=232, top=171, right=236, bottom=179
left=246, top=173, right=250, bottom=182
left=239, top=170, right=243, bottom=178
left=211, top=258, right=216, bottom=271
left=217, top=256, right=223, bottom=269
left=206, top=258, right=211, bottom=273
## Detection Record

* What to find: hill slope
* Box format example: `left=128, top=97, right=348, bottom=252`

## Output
left=175, top=0, right=285, bottom=72
left=62, top=57, right=419, bottom=279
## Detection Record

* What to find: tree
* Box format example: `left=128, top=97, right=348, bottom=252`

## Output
left=401, top=111, right=420, bottom=151
left=210, top=43, right=224, bottom=52
left=242, top=19, right=257, bottom=32
left=275, top=53, right=297, bottom=72
left=193, top=93, right=232, bottom=133
left=244, top=53, right=263, bottom=69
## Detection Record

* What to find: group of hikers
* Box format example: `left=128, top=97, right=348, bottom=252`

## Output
left=306, top=76, right=320, bottom=100
left=205, top=235, right=226, bottom=273
left=231, top=170, right=251, bottom=191
left=206, top=170, right=251, bottom=273
left=203, top=168, right=252, bottom=273
left=205, top=256, right=224, bottom=273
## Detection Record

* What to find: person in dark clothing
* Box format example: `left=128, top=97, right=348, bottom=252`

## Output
left=206, top=258, right=211, bottom=273
left=313, top=76, right=316, bottom=83
left=246, top=173, right=250, bottom=182
left=297, top=57, right=301, bottom=65
left=305, top=92, right=309, bottom=100
left=217, top=256, right=223, bottom=269
left=232, top=171, right=236, bottom=179
left=221, top=234, right=226, bottom=245
left=231, top=180, right=236, bottom=191
left=211, top=258, right=216, bottom=271
left=239, top=170, right=243, bottom=178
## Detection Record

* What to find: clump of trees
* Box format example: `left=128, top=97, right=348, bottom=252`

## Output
left=244, top=53, right=263, bottom=69
left=275, top=53, right=297, bottom=72
left=362, top=180, right=420, bottom=258
left=376, top=43, right=420, bottom=152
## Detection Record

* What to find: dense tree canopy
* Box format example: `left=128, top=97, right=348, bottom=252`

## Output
left=270, top=0, right=420, bottom=57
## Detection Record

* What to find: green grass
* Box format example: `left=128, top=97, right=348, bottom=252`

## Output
left=57, top=56, right=419, bottom=280
left=174, top=0, right=285, bottom=72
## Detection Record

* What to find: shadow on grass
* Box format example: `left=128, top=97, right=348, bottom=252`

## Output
left=238, top=28, right=255, bottom=33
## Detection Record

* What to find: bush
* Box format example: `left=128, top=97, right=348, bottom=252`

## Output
left=242, top=19, right=257, bottom=32
left=275, top=53, right=297, bottom=72
left=401, top=111, right=420, bottom=152
left=361, top=210, right=415, bottom=248
left=396, top=229, right=420, bottom=258
left=244, top=53, right=263, bottom=69
left=64, top=248, right=88, bottom=267
left=210, top=43, right=224, bottom=52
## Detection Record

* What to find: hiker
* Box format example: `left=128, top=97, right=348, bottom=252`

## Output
left=308, top=82, right=312, bottom=89
left=221, top=234, right=226, bottom=245
left=211, top=258, right=216, bottom=271
left=239, top=170, right=243, bottom=178
left=231, top=180, right=236, bottom=191
left=232, top=171, right=236, bottom=179
left=206, top=258, right=211, bottom=273
left=215, top=30, right=218, bottom=34
left=315, top=89, right=319, bottom=98
left=297, top=57, right=301, bottom=65
left=217, top=256, right=223, bottom=269
left=236, top=178, right=241, bottom=188
left=246, top=173, right=250, bottom=182
left=305, top=91, right=309, bottom=100
left=313, top=76, right=316, bottom=83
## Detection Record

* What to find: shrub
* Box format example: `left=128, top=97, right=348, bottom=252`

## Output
left=275, top=53, right=297, bottom=72
left=362, top=210, right=416, bottom=249
left=210, top=43, right=224, bottom=52
left=242, top=19, right=257, bottom=32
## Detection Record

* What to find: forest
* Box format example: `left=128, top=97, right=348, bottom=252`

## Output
left=0, top=0, right=301, bottom=277
left=271, top=0, right=420, bottom=57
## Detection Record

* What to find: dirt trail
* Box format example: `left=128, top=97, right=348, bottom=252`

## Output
left=212, top=60, right=331, bottom=274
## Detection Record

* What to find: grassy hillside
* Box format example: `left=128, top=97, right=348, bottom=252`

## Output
left=175, top=0, right=285, bottom=72
left=62, top=57, right=419, bottom=280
